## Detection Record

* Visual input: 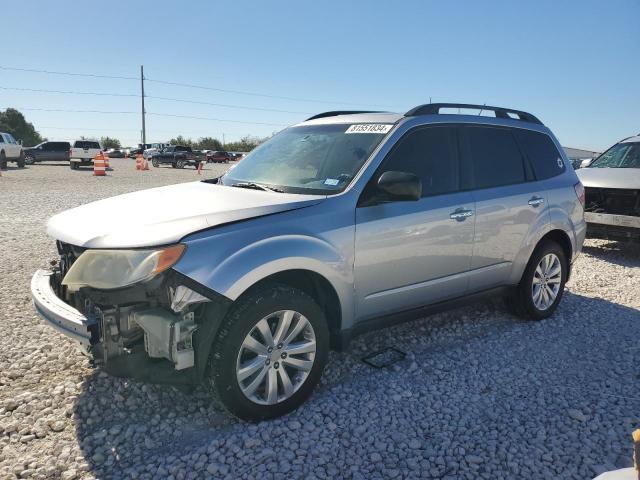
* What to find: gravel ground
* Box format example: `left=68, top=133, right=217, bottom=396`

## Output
left=1, top=159, right=639, bottom=480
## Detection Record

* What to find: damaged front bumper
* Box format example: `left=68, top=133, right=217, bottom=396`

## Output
left=31, top=269, right=98, bottom=346
left=585, top=212, right=640, bottom=241
left=31, top=267, right=232, bottom=385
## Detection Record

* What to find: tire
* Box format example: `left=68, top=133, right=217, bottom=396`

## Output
left=70, top=162, right=78, bottom=170
left=506, top=240, right=567, bottom=320
left=152, top=158, right=159, bottom=168
left=17, top=152, right=25, bottom=168
left=0, top=151, right=6, bottom=170
left=176, top=159, right=185, bottom=169
left=207, top=283, right=329, bottom=421
left=24, top=154, right=36, bottom=165
left=171, top=162, right=177, bottom=168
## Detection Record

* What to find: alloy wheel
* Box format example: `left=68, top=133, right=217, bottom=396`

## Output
left=531, top=253, right=562, bottom=310
left=236, top=310, right=316, bottom=405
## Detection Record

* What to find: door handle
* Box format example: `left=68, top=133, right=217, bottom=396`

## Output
left=528, top=196, right=545, bottom=207
left=449, top=209, right=474, bottom=221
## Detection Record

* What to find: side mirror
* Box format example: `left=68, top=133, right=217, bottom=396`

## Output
left=377, top=171, right=421, bottom=201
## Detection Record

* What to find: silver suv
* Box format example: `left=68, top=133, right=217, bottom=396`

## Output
left=31, top=103, right=586, bottom=420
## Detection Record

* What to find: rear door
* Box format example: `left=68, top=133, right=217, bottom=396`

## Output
left=52, top=142, right=70, bottom=161
left=460, top=125, right=549, bottom=291
left=354, top=125, right=476, bottom=320
left=3, top=133, right=20, bottom=158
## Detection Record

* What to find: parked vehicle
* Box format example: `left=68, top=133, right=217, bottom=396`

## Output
left=127, top=147, right=144, bottom=158
left=0, top=131, right=25, bottom=168
left=576, top=134, right=640, bottom=241
left=23, top=141, right=71, bottom=165
left=206, top=150, right=232, bottom=163
left=31, top=103, right=585, bottom=421
left=151, top=145, right=204, bottom=168
left=105, top=148, right=125, bottom=158
left=143, top=143, right=168, bottom=159
left=69, top=140, right=102, bottom=170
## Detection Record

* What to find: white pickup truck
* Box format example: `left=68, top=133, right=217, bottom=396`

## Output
left=69, top=140, right=102, bottom=170
left=0, top=131, right=25, bottom=169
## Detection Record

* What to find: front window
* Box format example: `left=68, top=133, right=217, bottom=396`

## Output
left=220, top=123, right=393, bottom=194
left=590, top=142, right=640, bottom=168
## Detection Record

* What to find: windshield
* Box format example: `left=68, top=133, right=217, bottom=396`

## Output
left=590, top=142, right=640, bottom=168
left=220, top=123, right=393, bottom=194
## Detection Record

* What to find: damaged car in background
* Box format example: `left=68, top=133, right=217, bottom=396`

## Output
left=577, top=134, right=640, bottom=241
left=31, top=104, right=585, bottom=421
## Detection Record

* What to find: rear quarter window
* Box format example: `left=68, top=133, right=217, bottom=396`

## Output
left=515, top=129, right=565, bottom=180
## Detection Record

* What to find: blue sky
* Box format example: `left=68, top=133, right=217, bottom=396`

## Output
left=0, top=0, right=637, bottom=150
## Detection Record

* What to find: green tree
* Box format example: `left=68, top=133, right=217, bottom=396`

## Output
left=167, top=135, right=194, bottom=147
left=224, top=134, right=269, bottom=152
left=100, top=136, right=121, bottom=150
left=195, top=136, right=223, bottom=151
left=0, top=108, right=43, bottom=146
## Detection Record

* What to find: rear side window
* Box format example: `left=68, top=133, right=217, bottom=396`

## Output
left=74, top=141, right=100, bottom=149
left=54, top=142, right=71, bottom=150
left=380, top=126, right=459, bottom=197
left=462, top=126, right=526, bottom=189
left=515, top=129, right=564, bottom=179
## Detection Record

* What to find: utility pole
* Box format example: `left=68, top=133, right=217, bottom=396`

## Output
left=223, top=133, right=225, bottom=147
left=140, top=65, right=146, bottom=146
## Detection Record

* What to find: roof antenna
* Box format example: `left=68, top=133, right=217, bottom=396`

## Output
left=478, top=103, right=486, bottom=116
left=429, top=96, right=432, bottom=104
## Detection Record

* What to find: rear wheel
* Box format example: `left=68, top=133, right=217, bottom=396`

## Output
left=152, top=158, right=159, bottom=168
left=506, top=240, right=567, bottom=320
left=70, top=162, right=78, bottom=170
left=17, top=152, right=25, bottom=168
left=24, top=154, right=35, bottom=165
left=176, top=159, right=185, bottom=169
left=207, top=284, right=329, bottom=421
left=1, top=151, right=7, bottom=170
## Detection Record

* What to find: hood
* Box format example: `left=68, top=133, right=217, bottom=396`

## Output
left=47, top=181, right=324, bottom=248
left=576, top=167, right=640, bottom=190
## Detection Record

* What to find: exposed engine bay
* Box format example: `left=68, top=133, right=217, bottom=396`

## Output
left=584, top=187, right=640, bottom=217
left=51, top=241, right=230, bottom=383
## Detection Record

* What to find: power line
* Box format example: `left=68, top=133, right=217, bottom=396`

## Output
left=1, top=107, right=288, bottom=127
left=0, top=86, right=310, bottom=114
left=145, top=78, right=394, bottom=108
left=146, top=95, right=310, bottom=114
left=0, top=66, right=138, bottom=81
left=0, top=86, right=137, bottom=97
left=0, top=64, right=395, bottom=108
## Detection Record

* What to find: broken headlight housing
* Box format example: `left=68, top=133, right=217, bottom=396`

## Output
left=62, top=244, right=185, bottom=291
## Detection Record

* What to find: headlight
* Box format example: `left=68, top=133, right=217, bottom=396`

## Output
left=62, top=244, right=185, bottom=291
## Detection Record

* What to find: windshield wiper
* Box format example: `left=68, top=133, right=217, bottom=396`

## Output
left=231, top=182, right=284, bottom=193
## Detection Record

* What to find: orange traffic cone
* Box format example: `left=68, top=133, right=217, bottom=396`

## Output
left=94, top=152, right=106, bottom=176
left=135, top=154, right=143, bottom=170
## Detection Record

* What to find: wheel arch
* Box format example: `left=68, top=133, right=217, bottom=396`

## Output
left=236, top=269, right=343, bottom=350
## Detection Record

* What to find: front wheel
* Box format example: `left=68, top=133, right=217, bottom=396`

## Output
left=207, top=284, right=329, bottom=421
left=24, top=154, right=35, bottom=165
left=152, top=158, right=159, bottom=168
left=176, top=159, right=185, bottom=169
left=506, top=240, right=567, bottom=320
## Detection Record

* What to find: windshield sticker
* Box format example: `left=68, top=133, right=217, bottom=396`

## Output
left=345, top=124, right=393, bottom=134
left=324, top=178, right=339, bottom=186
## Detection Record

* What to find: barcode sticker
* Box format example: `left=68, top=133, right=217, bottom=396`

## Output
left=345, top=124, right=393, bottom=134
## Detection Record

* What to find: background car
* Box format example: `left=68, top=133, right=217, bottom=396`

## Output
left=23, top=141, right=71, bottom=164
left=206, top=150, right=232, bottom=163
left=0, top=131, right=25, bottom=168
left=105, top=148, right=125, bottom=158
left=69, top=140, right=102, bottom=170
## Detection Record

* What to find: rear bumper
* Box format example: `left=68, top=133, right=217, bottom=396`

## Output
left=30, top=269, right=97, bottom=346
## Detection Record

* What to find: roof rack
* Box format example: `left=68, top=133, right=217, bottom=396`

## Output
left=305, top=111, right=384, bottom=121
left=405, top=103, right=543, bottom=125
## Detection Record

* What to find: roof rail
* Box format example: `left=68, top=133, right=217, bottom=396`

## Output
left=405, top=103, right=543, bottom=125
left=305, top=111, right=384, bottom=121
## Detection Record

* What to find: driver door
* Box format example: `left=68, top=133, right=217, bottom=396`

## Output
left=354, top=125, right=475, bottom=321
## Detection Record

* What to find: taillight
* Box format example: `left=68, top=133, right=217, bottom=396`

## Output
left=574, top=181, right=585, bottom=208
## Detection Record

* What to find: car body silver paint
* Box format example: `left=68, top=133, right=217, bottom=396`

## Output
left=174, top=113, right=584, bottom=331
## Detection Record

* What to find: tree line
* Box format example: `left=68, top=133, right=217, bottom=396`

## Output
left=0, top=108, right=270, bottom=152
